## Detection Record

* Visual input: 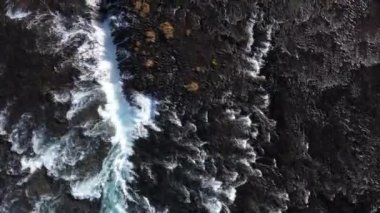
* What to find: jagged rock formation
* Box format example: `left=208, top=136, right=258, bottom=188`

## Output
left=262, top=0, right=380, bottom=212
left=1, top=0, right=380, bottom=212
left=0, top=1, right=99, bottom=212
left=111, top=1, right=286, bottom=212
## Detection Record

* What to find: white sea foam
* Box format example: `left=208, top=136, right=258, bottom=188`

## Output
left=6, top=8, right=31, bottom=20
left=0, top=106, right=9, bottom=136
left=262, top=94, right=270, bottom=108
left=20, top=13, right=99, bottom=180
left=237, top=115, right=252, bottom=127
left=202, top=197, right=223, bottom=213
left=71, top=174, right=103, bottom=200
left=200, top=178, right=231, bottom=213
left=8, top=5, right=156, bottom=211
left=202, top=178, right=223, bottom=192
left=86, top=0, right=101, bottom=8
left=6, top=2, right=156, bottom=212
left=66, top=87, right=101, bottom=120
left=21, top=129, right=87, bottom=180
left=70, top=16, right=156, bottom=213
left=169, top=111, right=183, bottom=127
left=0, top=4, right=151, bottom=212
left=8, top=113, right=33, bottom=155
left=31, top=194, right=60, bottom=213
left=243, top=13, right=273, bottom=78
left=133, top=92, right=160, bottom=135
left=234, top=138, right=249, bottom=149
left=51, top=14, right=88, bottom=46
left=225, top=109, right=240, bottom=120
left=223, top=187, right=237, bottom=203
left=51, top=90, right=71, bottom=104
left=304, top=190, right=311, bottom=205
left=245, top=14, right=257, bottom=53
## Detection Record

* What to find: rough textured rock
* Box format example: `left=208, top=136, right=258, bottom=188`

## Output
left=0, top=1, right=99, bottom=212
left=1, top=0, right=380, bottom=212
left=262, top=0, right=380, bottom=212
left=111, top=0, right=380, bottom=212
left=111, top=0, right=284, bottom=212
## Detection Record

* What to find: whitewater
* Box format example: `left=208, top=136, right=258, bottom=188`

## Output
left=67, top=5, right=157, bottom=212
left=70, top=16, right=155, bottom=212
left=7, top=1, right=157, bottom=212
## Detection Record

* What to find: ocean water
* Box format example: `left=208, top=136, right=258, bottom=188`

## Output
left=71, top=17, right=156, bottom=212
left=4, top=2, right=156, bottom=212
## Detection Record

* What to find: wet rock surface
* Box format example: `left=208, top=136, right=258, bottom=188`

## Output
left=0, top=1, right=100, bottom=212
left=111, top=0, right=380, bottom=212
left=0, top=0, right=380, bottom=212
left=110, top=0, right=283, bottom=212
left=263, top=0, right=380, bottom=212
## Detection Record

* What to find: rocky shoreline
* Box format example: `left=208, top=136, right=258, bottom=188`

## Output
left=0, top=0, right=380, bottom=212
left=0, top=1, right=102, bottom=212
left=111, top=0, right=380, bottom=212
left=263, top=1, right=380, bottom=212
left=110, top=0, right=286, bottom=212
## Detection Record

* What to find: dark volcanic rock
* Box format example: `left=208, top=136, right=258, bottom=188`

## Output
left=261, top=0, right=380, bottom=212
left=109, top=0, right=380, bottom=212
left=0, top=1, right=100, bottom=212
left=6, top=0, right=88, bottom=15
left=111, top=0, right=286, bottom=212
left=1, top=0, right=380, bottom=212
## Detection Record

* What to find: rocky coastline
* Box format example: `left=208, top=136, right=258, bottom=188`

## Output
left=0, top=0, right=380, bottom=212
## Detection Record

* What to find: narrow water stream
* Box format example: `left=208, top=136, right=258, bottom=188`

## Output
left=9, top=2, right=156, bottom=212
left=70, top=12, right=156, bottom=213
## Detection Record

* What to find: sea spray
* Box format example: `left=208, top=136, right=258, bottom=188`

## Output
left=70, top=16, right=156, bottom=213
left=12, top=3, right=157, bottom=211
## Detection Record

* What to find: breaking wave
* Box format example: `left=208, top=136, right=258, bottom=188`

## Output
left=1, top=1, right=281, bottom=213
left=3, top=2, right=156, bottom=212
left=5, top=0, right=31, bottom=20
left=70, top=16, right=156, bottom=213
